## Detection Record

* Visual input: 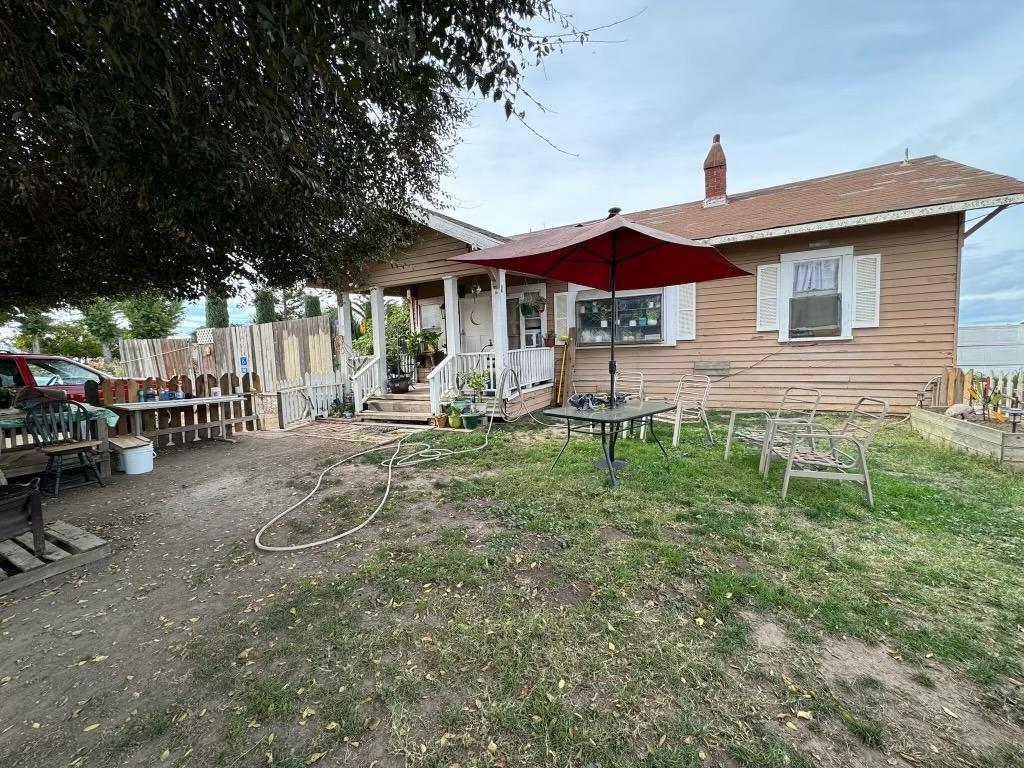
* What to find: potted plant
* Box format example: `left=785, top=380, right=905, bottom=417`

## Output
left=462, top=411, right=481, bottom=429
left=447, top=404, right=462, bottom=429
left=459, top=369, right=490, bottom=403
left=433, top=410, right=448, bottom=428
left=415, top=330, right=444, bottom=366
left=543, top=330, right=556, bottom=348
left=387, top=354, right=412, bottom=394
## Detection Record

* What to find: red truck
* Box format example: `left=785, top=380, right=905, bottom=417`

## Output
left=0, top=353, right=109, bottom=403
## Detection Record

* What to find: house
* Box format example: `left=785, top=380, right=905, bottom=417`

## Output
left=340, top=136, right=1024, bottom=421
left=957, top=323, right=1024, bottom=370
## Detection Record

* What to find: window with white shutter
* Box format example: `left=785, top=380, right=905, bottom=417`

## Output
left=756, top=264, right=780, bottom=332
left=676, top=283, right=696, bottom=340
left=852, top=254, right=881, bottom=328
left=553, top=292, right=569, bottom=345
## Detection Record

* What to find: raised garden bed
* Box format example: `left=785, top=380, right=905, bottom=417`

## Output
left=910, top=406, right=1024, bottom=473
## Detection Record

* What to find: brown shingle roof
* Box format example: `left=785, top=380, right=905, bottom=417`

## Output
left=510, top=155, right=1024, bottom=242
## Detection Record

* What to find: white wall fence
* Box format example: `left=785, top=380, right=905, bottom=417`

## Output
left=276, top=370, right=346, bottom=429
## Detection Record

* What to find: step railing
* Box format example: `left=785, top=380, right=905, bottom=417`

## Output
left=427, top=353, right=456, bottom=415
left=351, top=355, right=381, bottom=413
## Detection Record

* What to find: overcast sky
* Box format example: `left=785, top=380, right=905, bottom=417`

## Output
left=177, top=0, right=1024, bottom=333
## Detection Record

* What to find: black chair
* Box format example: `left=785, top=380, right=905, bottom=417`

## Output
left=24, top=400, right=105, bottom=497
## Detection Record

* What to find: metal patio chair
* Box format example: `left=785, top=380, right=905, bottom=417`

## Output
left=724, top=386, right=822, bottom=471
left=639, top=374, right=713, bottom=448
left=765, top=397, right=889, bottom=507
left=25, top=400, right=105, bottom=497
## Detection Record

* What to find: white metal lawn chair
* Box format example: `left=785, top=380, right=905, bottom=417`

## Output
left=724, top=386, right=822, bottom=472
left=639, top=374, right=713, bottom=448
left=764, top=397, right=889, bottom=507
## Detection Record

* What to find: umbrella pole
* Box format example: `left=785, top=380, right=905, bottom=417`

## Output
left=608, top=248, right=617, bottom=408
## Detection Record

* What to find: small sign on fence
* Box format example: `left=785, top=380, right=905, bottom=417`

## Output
left=239, top=354, right=250, bottom=374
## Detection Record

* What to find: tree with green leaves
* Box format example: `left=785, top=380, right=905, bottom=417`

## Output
left=80, top=300, right=121, bottom=361
left=3, top=1, right=585, bottom=310
left=14, top=310, right=53, bottom=353
left=205, top=294, right=230, bottom=328
left=253, top=289, right=277, bottom=325
left=353, top=300, right=411, bottom=358
left=119, top=295, right=185, bottom=339
left=15, top=322, right=102, bottom=358
left=303, top=294, right=322, bottom=318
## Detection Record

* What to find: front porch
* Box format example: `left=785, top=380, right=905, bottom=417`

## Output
left=340, top=270, right=560, bottom=422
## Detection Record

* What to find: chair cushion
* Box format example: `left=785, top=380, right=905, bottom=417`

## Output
left=40, top=440, right=101, bottom=455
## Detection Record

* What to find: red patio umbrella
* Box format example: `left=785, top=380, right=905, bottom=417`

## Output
left=450, top=208, right=750, bottom=405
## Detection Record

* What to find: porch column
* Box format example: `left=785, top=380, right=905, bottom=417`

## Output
left=337, top=291, right=353, bottom=392
left=369, top=286, right=388, bottom=390
left=442, top=276, right=461, bottom=357
left=489, top=269, right=509, bottom=378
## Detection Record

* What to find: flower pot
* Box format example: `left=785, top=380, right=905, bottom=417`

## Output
left=452, top=398, right=469, bottom=412
left=544, top=337, right=556, bottom=348
left=389, top=376, right=412, bottom=394
left=448, top=412, right=462, bottom=429
left=462, top=413, right=480, bottom=429
left=433, top=414, right=447, bottom=428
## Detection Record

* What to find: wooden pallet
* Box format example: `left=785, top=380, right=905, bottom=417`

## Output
left=0, top=521, right=111, bottom=597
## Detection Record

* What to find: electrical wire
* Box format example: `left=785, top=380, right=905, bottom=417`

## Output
left=254, top=367, right=552, bottom=552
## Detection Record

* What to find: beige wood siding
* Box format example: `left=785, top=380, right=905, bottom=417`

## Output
left=570, top=215, right=960, bottom=413
left=357, top=226, right=488, bottom=289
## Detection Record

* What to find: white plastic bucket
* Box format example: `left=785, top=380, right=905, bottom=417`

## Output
left=119, top=445, right=155, bottom=475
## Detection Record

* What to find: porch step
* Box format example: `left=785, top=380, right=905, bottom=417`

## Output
left=354, top=410, right=433, bottom=424
left=371, top=390, right=430, bottom=400
left=365, top=397, right=431, bottom=413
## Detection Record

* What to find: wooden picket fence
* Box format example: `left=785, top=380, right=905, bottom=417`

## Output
left=939, top=366, right=1024, bottom=407
left=275, top=370, right=345, bottom=429
left=86, top=372, right=262, bottom=446
left=120, top=316, right=335, bottom=393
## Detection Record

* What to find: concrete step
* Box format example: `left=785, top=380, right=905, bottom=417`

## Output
left=371, top=390, right=430, bottom=400
left=355, top=410, right=433, bottom=424
left=365, top=398, right=430, bottom=413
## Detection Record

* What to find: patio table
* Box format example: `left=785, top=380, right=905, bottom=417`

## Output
left=543, top=400, right=676, bottom=485
left=107, top=395, right=245, bottom=443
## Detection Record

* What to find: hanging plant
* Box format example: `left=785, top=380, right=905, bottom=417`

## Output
left=520, top=303, right=535, bottom=317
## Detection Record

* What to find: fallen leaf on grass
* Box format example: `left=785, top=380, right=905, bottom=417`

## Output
left=694, top=617, right=704, bottom=627
left=160, top=748, right=170, bottom=761
left=942, top=706, right=959, bottom=719
left=306, top=752, right=326, bottom=764
left=785, top=721, right=797, bottom=731
left=796, top=710, right=813, bottom=720
left=83, top=723, right=99, bottom=732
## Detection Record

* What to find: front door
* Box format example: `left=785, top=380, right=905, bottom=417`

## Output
left=460, top=293, right=493, bottom=353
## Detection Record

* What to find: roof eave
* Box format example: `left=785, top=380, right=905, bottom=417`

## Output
left=408, top=207, right=506, bottom=250
left=701, top=193, right=1024, bottom=246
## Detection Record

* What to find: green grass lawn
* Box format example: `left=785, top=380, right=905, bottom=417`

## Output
left=152, top=416, right=1024, bottom=766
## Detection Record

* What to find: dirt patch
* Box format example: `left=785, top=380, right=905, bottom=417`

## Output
left=597, top=525, right=631, bottom=545
left=0, top=434, right=445, bottom=767
left=816, top=636, right=1022, bottom=756
left=742, top=611, right=787, bottom=652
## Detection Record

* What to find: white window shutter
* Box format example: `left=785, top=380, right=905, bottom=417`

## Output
left=553, top=292, right=569, bottom=344
left=676, top=283, right=696, bottom=340
left=756, top=263, right=780, bottom=331
left=852, top=254, right=881, bottom=328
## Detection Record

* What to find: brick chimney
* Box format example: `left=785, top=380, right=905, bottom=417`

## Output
left=703, top=134, right=727, bottom=207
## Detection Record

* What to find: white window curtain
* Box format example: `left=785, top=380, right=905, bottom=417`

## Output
left=793, top=259, right=839, bottom=293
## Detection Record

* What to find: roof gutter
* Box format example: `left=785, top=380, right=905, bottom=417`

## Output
left=701, top=193, right=1024, bottom=246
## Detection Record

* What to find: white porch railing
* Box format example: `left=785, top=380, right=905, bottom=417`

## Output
left=427, top=348, right=554, bottom=414
left=351, top=355, right=382, bottom=413
left=508, top=347, right=555, bottom=390
left=347, top=354, right=372, bottom=377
